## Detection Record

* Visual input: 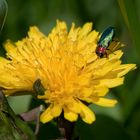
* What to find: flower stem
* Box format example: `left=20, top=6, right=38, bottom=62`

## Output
left=57, top=115, right=75, bottom=140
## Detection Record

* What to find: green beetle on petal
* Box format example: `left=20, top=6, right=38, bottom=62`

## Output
left=96, top=26, right=115, bottom=58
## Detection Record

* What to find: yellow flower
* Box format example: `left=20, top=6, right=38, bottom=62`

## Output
left=0, top=21, right=136, bottom=124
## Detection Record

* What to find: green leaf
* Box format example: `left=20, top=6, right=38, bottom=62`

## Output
left=117, top=0, right=140, bottom=57
left=37, top=122, right=60, bottom=140
left=0, top=92, right=37, bottom=140
left=0, top=0, right=8, bottom=32
left=125, top=103, right=140, bottom=140
left=75, top=114, right=132, bottom=140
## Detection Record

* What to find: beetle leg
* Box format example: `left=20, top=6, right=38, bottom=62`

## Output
left=105, top=52, right=108, bottom=58
left=106, top=48, right=116, bottom=55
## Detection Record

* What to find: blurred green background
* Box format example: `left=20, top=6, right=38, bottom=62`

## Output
left=1, top=0, right=140, bottom=139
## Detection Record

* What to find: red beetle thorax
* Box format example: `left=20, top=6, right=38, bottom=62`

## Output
left=96, top=46, right=106, bottom=53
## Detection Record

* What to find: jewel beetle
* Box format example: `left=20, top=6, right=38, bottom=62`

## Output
left=96, top=26, right=115, bottom=58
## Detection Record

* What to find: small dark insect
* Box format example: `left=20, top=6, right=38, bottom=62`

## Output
left=96, top=26, right=115, bottom=58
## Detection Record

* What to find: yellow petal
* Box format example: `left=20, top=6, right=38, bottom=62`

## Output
left=50, top=104, right=62, bottom=117
left=40, top=105, right=54, bottom=123
left=64, top=107, right=78, bottom=122
left=78, top=100, right=95, bottom=124
left=93, top=63, right=113, bottom=77
left=109, top=50, right=123, bottom=60
left=114, top=64, right=136, bottom=77
left=28, top=26, right=45, bottom=39
left=40, top=104, right=62, bottom=123
left=81, top=87, right=93, bottom=97
left=51, top=20, right=67, bottom=36
left=91, top=97, right=117, bottom=107
left=94, top=86, right=109, bottom=96
left=78, top=23, right=92, bottom=39
left=56, top=20, right=67, bottom=30
left=68, top=23, right=80, bottom=41
left=66, top=99, right=81, bottom=113
left=100, top=78, right=124, bottom=88
left=86, top=30, right=99, bottom=44
left=76, top=73, right=91, bottom=86
left=4, top=40, right=18, bottom=60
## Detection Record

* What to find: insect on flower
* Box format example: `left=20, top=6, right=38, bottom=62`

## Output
left=96, top=26, right=119, bottom=58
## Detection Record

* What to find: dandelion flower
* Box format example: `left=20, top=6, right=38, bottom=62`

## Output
left=0, top=21, right=136, bottom=124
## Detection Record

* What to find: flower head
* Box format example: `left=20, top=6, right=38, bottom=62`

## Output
left=0, top=21, right=136, bottom=124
